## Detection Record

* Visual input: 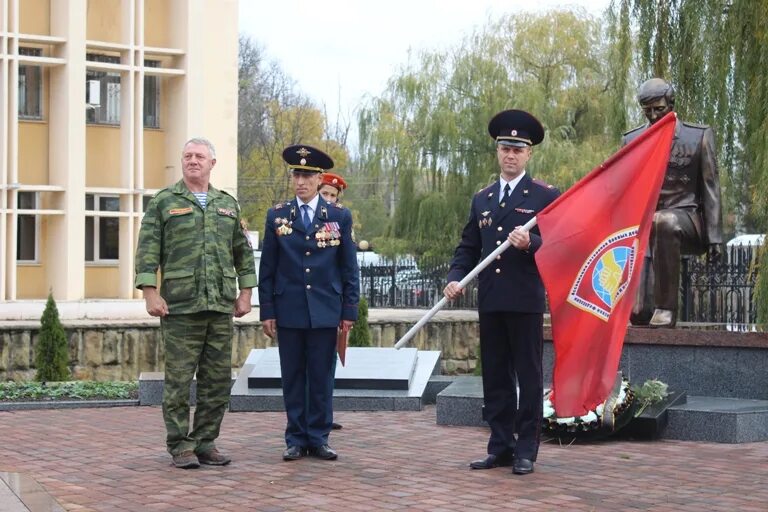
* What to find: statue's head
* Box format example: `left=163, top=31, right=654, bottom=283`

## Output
left=637, top=78, right=675, bottom=125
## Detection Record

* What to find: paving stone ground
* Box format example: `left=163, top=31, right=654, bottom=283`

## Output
left=1, top=406, right=767, bottom=511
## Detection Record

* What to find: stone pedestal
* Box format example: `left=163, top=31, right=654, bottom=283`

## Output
left=230, top=347, right=441, bottom=412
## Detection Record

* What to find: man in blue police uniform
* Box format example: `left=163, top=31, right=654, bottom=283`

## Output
left=444, top=110, right=559, bottom=475
left=259, top=144, right=359, bottom=461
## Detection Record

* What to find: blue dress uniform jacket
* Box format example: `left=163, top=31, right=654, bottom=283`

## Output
left=259, top=199, right=359, bottom=327
left=447, top=174, right=560, bottom=313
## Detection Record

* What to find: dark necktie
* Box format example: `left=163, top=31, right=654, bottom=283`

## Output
left=301, top=204, right=311, bottom=229
left=502, top=183, right=511, bottom=203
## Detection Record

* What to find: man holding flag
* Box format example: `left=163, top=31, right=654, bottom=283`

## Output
left=441, top=108, right=676, bottom=473
left=444, top=109, right=559, bottom=476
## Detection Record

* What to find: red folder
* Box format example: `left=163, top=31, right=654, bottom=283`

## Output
left=336, top=328, right=349, bottom=366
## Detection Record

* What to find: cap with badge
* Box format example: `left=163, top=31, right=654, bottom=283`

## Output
left=282, top=144, right=334, bottom=174
left=320, top=172, right=348, bottom=191
left=488, top=109, right=545, bottom=147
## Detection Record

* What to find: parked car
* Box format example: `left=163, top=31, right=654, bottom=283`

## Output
left=725, top=234, right=765, bottom=263
left=726, top=234, right=765, bottom=246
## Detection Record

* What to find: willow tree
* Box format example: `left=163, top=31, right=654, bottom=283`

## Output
left=237, top=35, right=349, bottom=230
left=607, top=0, right=768, bottom=233
left=606, top=0, right=768, bottom=322
left=357, top=9, right=614, bottom=257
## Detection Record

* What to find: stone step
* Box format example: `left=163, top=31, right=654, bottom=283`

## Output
left=0, top=472, right=65, bottom=511
left=436, top=376, right=485, bottom=426
left=229, top=348, right=442, bottom=412
left=435, top=377, right=768, bottom=443
left=665, top=396, right=768, bottom=443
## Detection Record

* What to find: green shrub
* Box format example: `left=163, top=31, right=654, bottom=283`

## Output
left=0, top=381, right=137, bottom=401
left=349, top=296, right=371, bottom=347
left=35, top=292, right=70, bottom=382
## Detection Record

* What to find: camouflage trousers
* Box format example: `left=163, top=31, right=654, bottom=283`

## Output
left=161, top=311, right=233, bottom=456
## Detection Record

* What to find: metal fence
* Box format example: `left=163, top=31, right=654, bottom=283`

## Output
left=359, top=255, right=478, bottom=309
left=680, top=244, right=761, bottom=324
left=359, top=244, right=761, bottom=322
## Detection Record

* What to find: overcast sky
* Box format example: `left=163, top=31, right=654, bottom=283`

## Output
left=239, top=0, right=611, bottom=134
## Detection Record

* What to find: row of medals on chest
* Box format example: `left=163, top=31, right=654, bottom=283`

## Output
left=274, top=217, right=340, bottom=247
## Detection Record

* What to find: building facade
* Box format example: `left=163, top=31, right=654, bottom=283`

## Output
left=0, top=0, right=239, bottom=301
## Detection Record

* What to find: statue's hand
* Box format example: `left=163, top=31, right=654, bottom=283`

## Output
left=707, top=243, right=723, bottom=262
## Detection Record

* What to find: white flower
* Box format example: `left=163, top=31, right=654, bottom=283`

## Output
left=543, top=378, right=633, bottom=434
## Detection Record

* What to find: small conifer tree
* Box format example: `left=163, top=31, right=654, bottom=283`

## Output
left=348, top=296, right=371, bottom=347
left=35, top=292, right=70, bottom=382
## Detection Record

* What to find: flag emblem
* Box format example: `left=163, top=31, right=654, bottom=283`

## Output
left=567, top=227, right=639, bottom=321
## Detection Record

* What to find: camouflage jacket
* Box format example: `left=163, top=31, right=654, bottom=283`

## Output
left=134, top=179, right=257, bottom=314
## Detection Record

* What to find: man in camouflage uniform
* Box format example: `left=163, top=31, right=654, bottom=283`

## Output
left=623, top=78, right=724, bottom=328
left=135, top=138, right=256, bottom=469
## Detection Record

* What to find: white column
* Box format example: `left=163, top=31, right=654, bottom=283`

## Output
left=0, top=0, right=9, bottom=300
left=167, top=0, right=239, bottom=194
left=118, top=0, right=136, bottom=299
left=129, top=0, right=144, bottom=299
left=165, top=0, right=190, bottom=184
left=5, top=0, right=18, bottom=300
left=48, top=0, right=86, bottom=300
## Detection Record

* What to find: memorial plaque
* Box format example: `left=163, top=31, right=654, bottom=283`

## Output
left=247, top=347, right=419, bottom=390
left=231, top=348, right=441, bottom=412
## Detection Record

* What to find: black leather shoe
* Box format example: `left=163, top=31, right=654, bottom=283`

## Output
left=310, top=444, right=338, bottom=460
left=282, top=446, right=304, bottom=461
left=512, top=458, right=534, bottom=475
left=469, top=454, right=512, bottom=470
left=331, top=422, right=343, bottom=430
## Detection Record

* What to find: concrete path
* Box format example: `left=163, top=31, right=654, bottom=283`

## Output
left=1, top=406, right=767, bottom=511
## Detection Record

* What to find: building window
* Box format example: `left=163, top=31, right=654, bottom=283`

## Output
left=144, top=60, right=160, bottom=128
left=85, top=194, right=120, bottom=262
left=17, top=192, right=38, bottom=261
left=86, top=54, right=121, bottom=125
left=19, top=48, right=42, bottom=119
left=85, top=54, right=161, bottom=128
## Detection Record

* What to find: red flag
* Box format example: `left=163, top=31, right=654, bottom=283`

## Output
left=534, top=112, right=676, bottom=417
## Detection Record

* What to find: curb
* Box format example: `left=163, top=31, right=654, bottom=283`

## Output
left=0, top=399, right=139, bottom=411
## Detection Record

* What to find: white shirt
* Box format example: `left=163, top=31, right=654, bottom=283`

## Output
left=498, top=171, right=526, bottom=203
left=296, top=194, right=320, bottom=224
